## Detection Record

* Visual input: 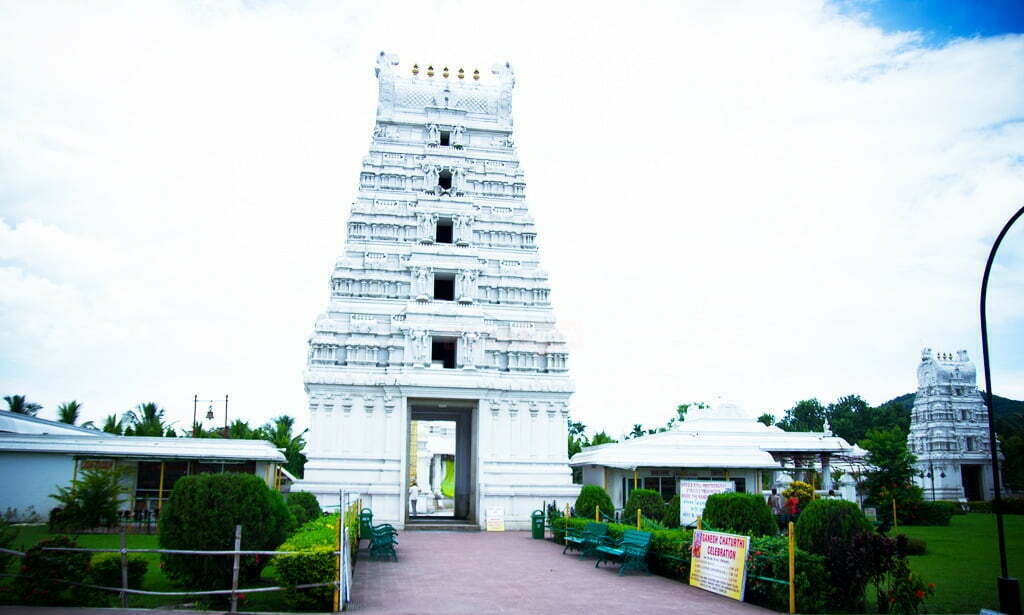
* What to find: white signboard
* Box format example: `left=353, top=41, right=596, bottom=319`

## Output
left=679, top=480, right=734, bottom=526
left=485, top=506, right=505, bottom=531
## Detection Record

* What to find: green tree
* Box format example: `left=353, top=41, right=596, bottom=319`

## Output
left=228, top=418, right=261, bottom=440
left=627, top=423, right=645, bottom=439
left=101, top=414, right=124, bottom=435
left=567, top=419, right=587, bottom=458
left=1000, top=432, right=1024, bottom=492
left=589, top=431, right=617, bottom=446
left=756, top=413, right=775, bottom=427
left=49, top=467, right=128, bottom=531
left=4, top=394, right=42, bottom=416
left=860, top=426, right=923, bottom=511
left=777, top=398, right=826, bottom=432
left=123, top=402, right=173, bottom=437
left=261, top=415, right=308, bottom=478
left=56, top=400, right=82, bottom=425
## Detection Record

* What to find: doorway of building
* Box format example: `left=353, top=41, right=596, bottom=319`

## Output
left=407, top=400, right=476, bottom=524
left=961, top=464, right=983, bottom=501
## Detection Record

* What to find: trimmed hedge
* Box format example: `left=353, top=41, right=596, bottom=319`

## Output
left=968, top=499, right=1024, bottom=514
left=275, top=514, right=353, bottom=612
left=702, top=492, right=776, bottom=537
left=894, top=534, right=927, bottom=555
left=159, top=473, right=295, bottom=591
left=795, top=499, right=872, bottom=556
left=624, top=488, right=666, bottom=524
left=88, top=552, right=148, bottom=590
left=662, top=495, right=681, bottom=528
left=287, top=491, right=323, bottom=526
left=901, top=500, right=954, bottom=526
left=574, top=485, right=614, bottom=520
left=553, top=517, right=828, bottom=612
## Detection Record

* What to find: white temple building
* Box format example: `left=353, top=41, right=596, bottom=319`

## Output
left=570, top=402, right=857, bottom=510
left=908, top=348, right=995, bottom=501
left=296, top=53, right=579, bottom=529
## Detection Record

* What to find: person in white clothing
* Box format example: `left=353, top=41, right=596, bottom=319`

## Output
left=409, top=483, right=419, bottom=515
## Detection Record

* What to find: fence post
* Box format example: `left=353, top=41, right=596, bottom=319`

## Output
left=595, top=505, right=599, bottom=522
left=892, top=498, right=898, bottom=531
left=119, top=528, right=128, bottom=608
left=229, top=524, right=241, bottom=612
left=334, top=491, right=343, bottom=613
left=788, top=521, right=796, bottom=614
left=636, top=508, right=641, bottom=530
left=696, top=515, right=702, bottom=530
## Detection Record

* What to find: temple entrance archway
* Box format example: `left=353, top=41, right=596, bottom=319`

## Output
left=406, top=399, right=476, bottom=525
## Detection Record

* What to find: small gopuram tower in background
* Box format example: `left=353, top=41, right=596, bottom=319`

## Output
left=908, top=348, right=994, bottom=501
left=296, top=53, right=579, bottom=529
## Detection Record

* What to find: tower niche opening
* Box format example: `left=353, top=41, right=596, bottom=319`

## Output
left=438, top=170, right=453, bottom=191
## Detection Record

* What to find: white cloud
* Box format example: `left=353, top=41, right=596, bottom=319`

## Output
left=0, top=0, right=1022, bottom=436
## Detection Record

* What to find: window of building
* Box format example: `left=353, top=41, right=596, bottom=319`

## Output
left=440, top=130, right=451, bottom=146
left=438, top=170, right=452, bottom=191
left=431, top=337, right=457, bottom=369
left=966, top=437, right=977, bottom=451
left=643, top=475, right=678, bottom=502
left=436, top=218, right=453, bottom=243
left=433, top=272, right=455, bottom=301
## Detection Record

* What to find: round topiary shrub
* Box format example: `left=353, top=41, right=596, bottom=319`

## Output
left=702, top=492, right=776, bottom=536
left=795, top=498, right=872, bottom=556
left=159, top=473, right=295, bottom=591
left=574, top=485, right=614, bottom=520
left=287, top=491, right=322, bottom=526
left=662, top=494, right=681, bottom=528
left=624, top=488, right=666, bottom=524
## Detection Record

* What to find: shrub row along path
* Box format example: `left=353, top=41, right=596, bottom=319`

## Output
left=349, top=530, right=771, bottom=614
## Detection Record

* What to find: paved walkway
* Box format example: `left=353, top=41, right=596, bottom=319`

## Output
left=349, top=531, right=769, bottom=614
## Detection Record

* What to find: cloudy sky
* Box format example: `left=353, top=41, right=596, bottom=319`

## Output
left=1, top=0, right=1022, bottom=438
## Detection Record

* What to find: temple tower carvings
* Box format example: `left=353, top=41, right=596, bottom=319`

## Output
left=296, top=53, right=579, bottom=528
left=908, top=348, right=995, bottom=501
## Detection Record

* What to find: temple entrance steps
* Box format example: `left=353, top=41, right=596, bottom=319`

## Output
left=405, top=518, right=479, bottom=532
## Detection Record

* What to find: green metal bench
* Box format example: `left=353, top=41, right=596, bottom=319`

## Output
left=594, top=529, right=652, bottom=575
left=368, top=523, right=398, bottom=561
left=563, top=522, right=608, bottom=559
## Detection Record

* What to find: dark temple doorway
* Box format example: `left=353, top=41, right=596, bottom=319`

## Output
left=407, top=400, right=476, bottom=525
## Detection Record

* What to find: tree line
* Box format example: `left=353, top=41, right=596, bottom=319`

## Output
left=2, top=394, right=308, bottom=478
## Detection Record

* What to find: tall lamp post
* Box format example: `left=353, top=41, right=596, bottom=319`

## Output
left=192, top=394, right=230, bottom=438
left=980, top=204, right=1023, bottom=615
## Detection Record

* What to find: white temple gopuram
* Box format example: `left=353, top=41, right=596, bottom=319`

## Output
left=908, top=348, right=995, bottom=501
left=296, top=53, right=580, bottom=529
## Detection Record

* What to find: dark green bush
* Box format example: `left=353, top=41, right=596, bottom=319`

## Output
left=12, top=535, right=91, bottom=605
left=894, top=534, right=927, bottom=555
left=746, top=535, right=829, bottom=613
left=289, top=504, right=306, bottom=527
left=969, top=499, right=1024, bottom=514
left=574, top=485, right=614, bottom=520
left=159, top=473, right=295, bottom=591
left=939, top=500, right=967, bottom=514
left=624, top=488, right=666, bottom=524
left=48, top=468, right=127, bottom=532
left=88, top=552, right=148, bottom=589
left=287, top=491, right=322, bottom=526
left=901, top=500, right=954, bottom=526
left=0, top=518, right=15, bottom=577
left=795, top=499, right=872, bottom=556
left=702, top=492, right=776, bottom=537
left=662, top=495, right=680, bottom=528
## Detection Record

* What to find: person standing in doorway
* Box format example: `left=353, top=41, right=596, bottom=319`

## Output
left=409, top=482, right=419, bottom=515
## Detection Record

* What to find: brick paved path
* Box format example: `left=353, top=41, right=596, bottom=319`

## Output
left=349, top=531, right=770, bottom=614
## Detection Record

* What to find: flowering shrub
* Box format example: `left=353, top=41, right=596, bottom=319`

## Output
left=783, top=481, right=814, bottom=511
left=882, top=555, right=934, bottom=614
left=11, top=535, right=90, bottom=606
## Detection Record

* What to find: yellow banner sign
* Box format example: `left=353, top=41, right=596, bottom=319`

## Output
left=688, top=529, right=750, bottom=601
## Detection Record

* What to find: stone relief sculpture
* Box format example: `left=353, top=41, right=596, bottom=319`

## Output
left=422, top=164, right=439, bottom=193
left=417, top=212, right=438, bottom=243
left=491, top=61, right=515, bottom=124
left=456, top=269, right=478, bottom=303
left=427, top=123, right=440, bottom=145
left=461, top=331, right=479, bottom=368
left=375, top=51, right=400, bottom=118
left=452, top=125, right=465, bottom=148
left=413, top=267, right=432, bottom=300
left=453, top=215, right=474, bottom=245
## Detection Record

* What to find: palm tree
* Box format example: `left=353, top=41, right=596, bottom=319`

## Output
left=628, top=423, right=645, bottom=439
left=123, top=402, right=169, bottom=437
left=57, top=401, right=83, bottom=425
left=4, top=395, right=42, bottom=416
left=227, top=419, right=260, bottom=440
left=101, top=414, right=124, bottom=435
left=261, top=415, right=308, bottom=478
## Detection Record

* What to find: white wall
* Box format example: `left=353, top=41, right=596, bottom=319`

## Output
left=0, top=452, right=74, bottom=521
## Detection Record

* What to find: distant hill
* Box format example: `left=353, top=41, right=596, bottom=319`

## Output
left=881, top=392, right=1024, bottom=433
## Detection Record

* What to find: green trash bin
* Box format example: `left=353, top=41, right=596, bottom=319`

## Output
left=531, top=509, right=545, bottom=539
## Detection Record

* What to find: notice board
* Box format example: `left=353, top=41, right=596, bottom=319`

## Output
left=688, top=529, right=750, bottom=601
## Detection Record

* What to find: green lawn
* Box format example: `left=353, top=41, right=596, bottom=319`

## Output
left=898, top=513, right=1024, bottom=614
left=5, top=525, right=291, bottom=611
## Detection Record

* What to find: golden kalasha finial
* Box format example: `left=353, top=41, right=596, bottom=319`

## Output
left=473, top=69, right=480, bottom=81
left=427, top=65, right=434, bottom=77
left=458, top=67, right=465, bottom=79
left=412, top=63, right=419, bottom=76
left=442, top=66, right=450, bottom=78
